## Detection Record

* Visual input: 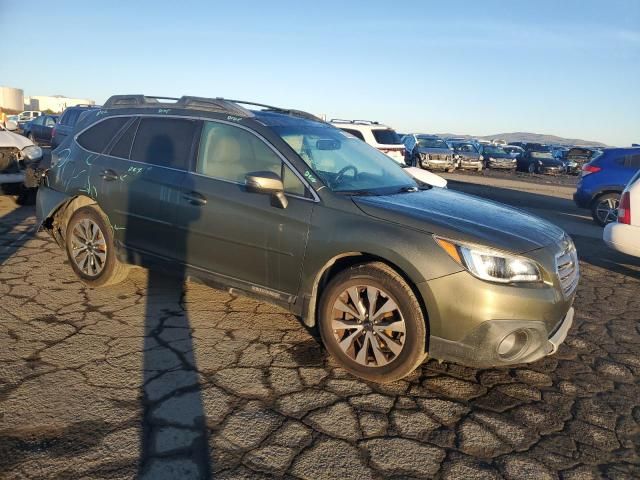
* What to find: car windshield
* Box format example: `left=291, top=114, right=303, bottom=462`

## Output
left=483, top=145, right=507, bottom=155
left=417, top=137, right=448, bottom=149
left=274, top=125, right=419, bottom=194
left=531, top=152, right=554, bottom=159
left=452, top=143, right=476, bottom=152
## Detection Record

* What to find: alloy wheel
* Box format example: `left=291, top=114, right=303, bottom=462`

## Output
left=595, top=197, right=619, bottom=225
left=331, top=285, right=406, bottom=367
left=70, top=218, right=107, bottom=276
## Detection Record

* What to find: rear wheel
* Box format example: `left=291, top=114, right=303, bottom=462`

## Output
left=65, top=206, right=129, bottom=287
left=527, top=162, right=537, bottom=174
left=591, top=193, right=620, bottom=226
left=318, top=262, right=427, bottom=383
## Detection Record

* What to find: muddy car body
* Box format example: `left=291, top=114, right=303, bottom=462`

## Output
left=37, top=95, right=578, bottom=382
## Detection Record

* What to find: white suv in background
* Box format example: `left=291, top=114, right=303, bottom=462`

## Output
left=604, top=170, right=640, bottom=258
left=331, top=119, right=406, bottom=165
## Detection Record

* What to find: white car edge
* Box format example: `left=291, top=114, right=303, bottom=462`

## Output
left=603, top=170, right=640, bottom=258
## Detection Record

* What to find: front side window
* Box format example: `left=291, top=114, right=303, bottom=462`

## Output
left=197, top=121, right=307, bottom=196
left=77, top=117, right=130, bottom=153
left=130, top=117, right=197, bottom=170
left=275, top=124, right=418, bottom=194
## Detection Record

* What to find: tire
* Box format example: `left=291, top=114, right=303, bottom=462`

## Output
left=527, top=162, right=537, bottom=174
left=65, top=206, right=129, bottom=287
left=318, top=262, right=427, bottom=383
left=591, top=193, right=620, bottom=227
left=413, top=154, right=421, bottom=169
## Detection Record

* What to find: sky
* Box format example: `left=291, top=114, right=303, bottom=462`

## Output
left=1, top=0, right=638, bottom=146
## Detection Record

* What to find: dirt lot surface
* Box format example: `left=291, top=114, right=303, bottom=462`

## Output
left=0, top=172, right=638, bottom=479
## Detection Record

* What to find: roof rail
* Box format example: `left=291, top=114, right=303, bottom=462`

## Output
left=103, top=95, right=254, bottom=117
left=330, top=119, right=380, bottom=125
left=226, top=99, right=324, bottom=122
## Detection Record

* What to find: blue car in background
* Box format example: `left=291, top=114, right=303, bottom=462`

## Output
left=574, top=147, right=640, bottom=226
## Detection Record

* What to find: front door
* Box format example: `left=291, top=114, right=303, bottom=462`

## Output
left=175, top=120, right=315, bottom=297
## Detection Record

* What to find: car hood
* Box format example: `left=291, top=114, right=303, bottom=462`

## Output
left=417, top=147, right=452, bottom=155
left=353, top=188, right=565, bottom=253
left=0, top=130, right=33, bottom=149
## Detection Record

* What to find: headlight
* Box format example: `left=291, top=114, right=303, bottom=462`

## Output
left=435, top=237, right=542, bottom=283
left=489, top=157, right=496, bottom=162
left=22, top=145, right=43, bottom=162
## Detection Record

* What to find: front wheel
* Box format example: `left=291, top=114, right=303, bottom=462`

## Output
left=527, top=162, right=537, bottom=174
left=318, top=262, right=427, bottom=383
left=65, top=206, right=129, bottom=287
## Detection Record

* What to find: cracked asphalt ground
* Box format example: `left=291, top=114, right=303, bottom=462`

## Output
left=1, top=173, right=639, bottom=479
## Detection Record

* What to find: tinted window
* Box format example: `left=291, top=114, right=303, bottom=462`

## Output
left=340, top=128, right=365, bottom=141
left=624, top=154, right=640, bottom=168
left=108, top=119, right=138, bottom=159
left=61, top=109, right=81, bottom=126
left=77, top=117, right=130, bottom=153
left=130, top=118, right=197, bottom=170
left=32, top=116, right=44, bottom=125
left=197, top=121, right=307, bottom=196
left=372, top=129, right=401, bottom=145
left=44, top=116, right=56, bottom=127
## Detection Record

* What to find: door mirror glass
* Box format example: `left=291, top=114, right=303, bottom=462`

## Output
left=245, top=172, right=288, bottom=208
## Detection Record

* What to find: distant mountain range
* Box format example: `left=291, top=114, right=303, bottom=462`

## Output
left=436, top=132, right=608, bottom=148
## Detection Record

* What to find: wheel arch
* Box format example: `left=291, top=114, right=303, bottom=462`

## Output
left=42, top=194, right=102, bottom=248
left=303, top=252, right=431, bottom=350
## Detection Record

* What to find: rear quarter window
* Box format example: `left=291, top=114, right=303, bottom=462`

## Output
left=372, top=129, right=401, bottom=145
left=77, top=117, right=130, bottom=153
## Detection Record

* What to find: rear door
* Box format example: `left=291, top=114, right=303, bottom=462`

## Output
left=97, top=116, right=199, bottom=262
left=175, top=120, right=315, bottom=297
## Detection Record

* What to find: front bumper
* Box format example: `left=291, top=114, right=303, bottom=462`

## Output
left=487, top=161, right=516, bottom=169
left=428, top=307, right=574, bottom=368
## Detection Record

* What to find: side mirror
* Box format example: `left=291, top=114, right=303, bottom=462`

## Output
left=5, top=120, right=18, bottom=131
left=245, top=172, right=288, bottom=209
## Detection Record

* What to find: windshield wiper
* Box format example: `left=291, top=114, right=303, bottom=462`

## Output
left=337, top=190, right=379, bottom=196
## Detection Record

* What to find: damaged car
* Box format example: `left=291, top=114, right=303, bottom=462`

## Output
left=403, top=134, right=456, bottom=171
left=0, top=120, right=43, bottom=203
left=448, top=141, right=483, bottom=171
left=37, top=94, right=578, bottom=382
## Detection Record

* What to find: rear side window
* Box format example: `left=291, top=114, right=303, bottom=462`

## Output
left=108, top=119, right=138, bottom=159
left=77, top=117, right=129, bottom=153
left=372, top=129, right=401, bottom=145
left=61, top=109, right=81, bottom=126
left=339, top=128, right=365, bottom=141
left=623, top=153, right=640, bottom=168
left=130, top=117, right=197, bottom=170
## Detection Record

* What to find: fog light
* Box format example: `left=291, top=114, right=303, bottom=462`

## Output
left=497, top=330, right=529, bottom=359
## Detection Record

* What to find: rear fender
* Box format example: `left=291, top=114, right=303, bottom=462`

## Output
left=36, top=187, right=96, bottom=247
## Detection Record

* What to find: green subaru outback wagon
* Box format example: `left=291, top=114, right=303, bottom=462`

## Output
left=36, top=95, right=578, bottom=382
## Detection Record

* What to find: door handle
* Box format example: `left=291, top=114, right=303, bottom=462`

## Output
left=100, top=169, right=119, bottom=181
left=182, top=191, right=207, bottom=206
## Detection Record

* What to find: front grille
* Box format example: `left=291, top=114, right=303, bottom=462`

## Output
left=555, top=237, right=579, bottom=297
left=430, top=154, right=450, bottom=161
